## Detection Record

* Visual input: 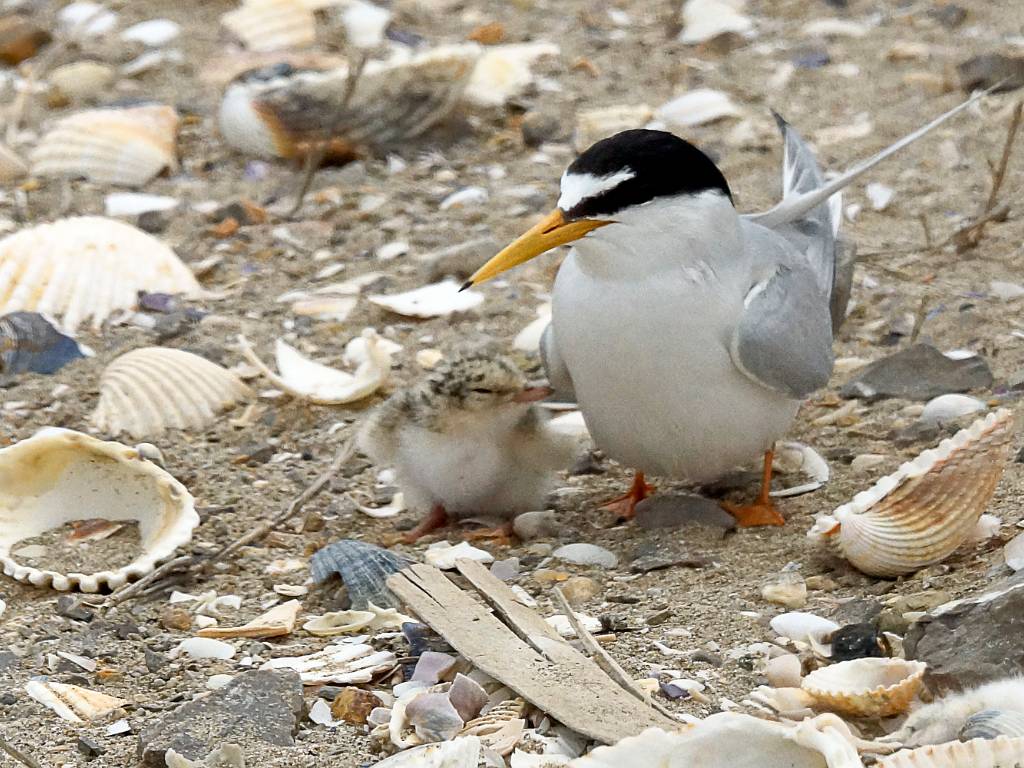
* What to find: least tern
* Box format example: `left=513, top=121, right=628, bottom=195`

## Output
left=358, top=352, right=574, bottom=542
left=464, top=93, right=984, bottom=526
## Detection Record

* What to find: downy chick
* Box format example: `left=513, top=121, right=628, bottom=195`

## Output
left=358, top=352, right=574, bottom=542
left=887, top=676, right=1024, bottom=746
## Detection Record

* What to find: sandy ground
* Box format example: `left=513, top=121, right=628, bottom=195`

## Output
left=2, top=0, right=1024, bottom=765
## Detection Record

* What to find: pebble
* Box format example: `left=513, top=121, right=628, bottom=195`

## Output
left=830, top=623, right=887, bottom=662
left=765, top=653, right=802, bottom=688
left=159, top=606, right=193, bottom=632
left=513, top=510, right=559, bottom=540
left=560, top=576, right=601, bottom=606
left=553, top=543, right=618, bottom=569
left=532, top=568, right=571, bottom=586
left=49, top=61, right=115, bottom=102
left=957, top=53, right=1024, bottom=93
left=490, top=557, right=520, bottom=581
left=77, top=736, right=105, bottom=758
left=57, top=595, right=94, bottom=622
left=635, top=494, right=735, bottom=531
left=850, top=453, right=888, bottom=473
left=1005, top=533, right=1024, bottom=572
left=919, top=394, right=985, bottom=426
left=805, top=575, right=838, bottom=592
left=631, top=550, right=710, bottom=574
left=330, top=687, right=382, bottom=725
left=174, top=638, right=235, bottom=661
left=761, top=574, right=808, bottom=609
left=520, top=110, right=564, bottom=147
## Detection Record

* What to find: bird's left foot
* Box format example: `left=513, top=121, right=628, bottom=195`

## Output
left=720, top=499, right=785, bottom=527
left=600, top=471, right=654, bottom=521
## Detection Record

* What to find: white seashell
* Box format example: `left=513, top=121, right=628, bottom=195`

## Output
left=423, top=541, right=494, bottom=570
left=352, top=491, right=406, bottom=518
left=877, top=736, right=1024, bottom=768
left=0, top=216, right=203, bottom=332
left=866, top=182, right=895, bottom=211
left=769, top=612, right=839, bottom=645
left=341, top=0, right=391, bottom=49
left=515, top=303, right=552, bottom=353
left=464, top=42, right=560, bottom=107
left=48, top=61, right=116, bottom=102
left=545, top=612, right=602, bottom=638
left=104, top=192, right=180, bottom=218
left=0, top=598, right=5, bottom=618
left=304, top=602, right=412, bottom=636
left=990, top=281, right=1024, bottom=301
left=196, top=600, right=302, bottom=639
left=802, top=19, right=869, bottom=38
left=174, top=637, right=236, bottom=660
left=370, top=736, right=482, bottom=767
left=802, top=658, right=926, bottom=718
left=25, top=681, right=128, bottom=723
left=221, top=0, right=316, bottom=52
left=239, top=328, right=394, bottom=405
left=766, top=654, right=803, bottom=688
left=261, top=643, right=397, bottom=684
left=165, top=744, right=245, bottom=768
left=971, top=513, right=1001, bottom=543
left=368, top=280, right=484, bottom=318
left=58, top=2, right=118, bottom=37
left=120, top=19, right=181, bottom=47
left=919, top=394, right=985, bottom=426
left=439, top=187, right=488, bottom=210
left=814, top=115, right=874, bottom=147
left=273, top=584, right=308, bottom=597
left=92, top=347, right=252, bottom=440
left=771, top=441, right=830, bottom=497
left=678, top=0, right=754, bottom=44
left=574, top=105, right=653, bottom=152
left=569, top=712, right=863, bottom=767
left=655, top=88, right=742, bottom=129
left=31, top=105, right=180, bottom=187
left=206, top=674, right=235, bottom=690
left=416, top=349, right=444, bottom=369
left=808, top=410, right=1016, bottom=577
left=762, top=574, right=808, bottom=609
left=1005, top=532, right=1024, bottom=571
left=0, top=429, right=199, bottom=593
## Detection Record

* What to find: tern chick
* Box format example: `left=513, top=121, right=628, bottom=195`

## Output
left=358, top=352, right=573, bottom=542
left=887, top=676, right=1024, bottom=746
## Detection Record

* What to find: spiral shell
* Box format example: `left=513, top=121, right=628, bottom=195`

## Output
left=808, top=409, right=1015, bottom=577
left=309, top=539, right=412, bottom=609
left=0, top=428, right=199, bottom=592
left=92, top=347, right=252, bottom=440
left=30, top=105, right=179, bottom=187
left=961, top=710, right=1024, bottom=741
left=877, top=737, right=1024, bottom=768
left=221, top=0, right=316, bottom=52
left=801, top=658, right=926, bottom=718
left=0, top=216, right=203, bottom=332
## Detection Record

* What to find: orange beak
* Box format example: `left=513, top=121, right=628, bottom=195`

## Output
left=462, top=209, right=609, bottom=288
left=512, top=385, right=554, bottom=403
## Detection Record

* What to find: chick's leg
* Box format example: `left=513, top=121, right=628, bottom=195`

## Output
left=721, top=448, right=785, bottom=527
left=600, top=471, right=654, bottom=521
left=463, top=520, right=515, bottom=546
left=401, top=504, right=450, bottom=544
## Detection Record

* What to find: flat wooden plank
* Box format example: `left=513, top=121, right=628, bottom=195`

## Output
left=387, top=564, right=677, bottom=744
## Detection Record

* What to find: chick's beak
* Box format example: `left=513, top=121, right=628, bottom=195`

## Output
left=462, top=209, right=609, bottom=289
left=513, top=385, right=554, bottom=403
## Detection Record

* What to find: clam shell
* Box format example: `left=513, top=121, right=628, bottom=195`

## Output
left=808, top=409, right=1015, bottom=577
left=0, top=311, right=91, bottom=376
left=0, top=428, right=199, bottom=592
left=261, top=642, right=397, bottom=684
left=801, top=658, right=925, bottom=718
left=961, top=710, right=1024, bottom=741
left=92, top=347, right=253, bottom=439
left=309, top=539, right=413, bottom=609
left=30, top=105, right=180, bottom=187
left=221, top=0, right=316, bottom=52
left=369, top=736, right=481, bottom=768
left=877, top=737, right=1024, bottom=768
left=303, top=609, right=377, bottom=636
left=0, top=216, right=204, bottom=332
left=196, top=600, right=301, bottom=639
left=25, top=681, right=128, bottom=723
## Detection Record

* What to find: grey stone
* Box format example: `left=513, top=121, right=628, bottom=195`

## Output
left=77, top=736, right=105, bottom=758
left=415, top=236, right=501, bottom=281
left=512, top=510, right=559, bottom=540
left=634, top=494, right=736, bottom=531
left=56, top=595, right=93, bottom=622
left=630, top=551, right=710, bottom=573
left=840, top=344, right=993, bottom=401
left=137, top=669, right=305, bottom=766
left=553, top=543, right=618, bottom=569
left=520, top=110, right=565, bottom=147
left=958, top=53, right=1024, bottom=93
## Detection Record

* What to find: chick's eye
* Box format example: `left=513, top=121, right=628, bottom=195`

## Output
left=470, top=388, right=493, bottom=394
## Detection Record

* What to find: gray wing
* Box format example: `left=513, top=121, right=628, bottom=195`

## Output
left=539, top=322, right=576, bottom=401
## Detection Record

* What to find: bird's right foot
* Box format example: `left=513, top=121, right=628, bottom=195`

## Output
left=385, top=504, right=450, bottom=545
left=599, top=471, right=654, bottom=521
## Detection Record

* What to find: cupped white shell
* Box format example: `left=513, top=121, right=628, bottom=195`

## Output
left=808, top=409, right=1015, bottom=577
left=877, top=737, right=1024, bottom=768
left=30, top=105, right=180, bottom=187
left=801, top=658, right=926, bottom=718
left=0, top=216, right=204, bottom=332
left=0, top=429, right=199, bottom=592
left=92, top=347, right=253, bottom=439
left=221, top=0, right=317, bottom=52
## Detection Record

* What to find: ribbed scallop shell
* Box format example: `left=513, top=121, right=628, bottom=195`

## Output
left=877, top=737, right=1024, bottom=768
left=0, top=428, right=199, bottom=592
left=961, top=710, right=1024, bottom=741
left=221, top=0, right=316, bottom=52
left=808, top=409, right=1015, bottom=577
left=309, top=539, right=412, bottom=610
left=801, top=658, right=926, bottom=718
left=30, top=105, right=179, bottom=187
left=92, top=347, right=252, bottom=439
left=0, top=216, right=203, bottom=332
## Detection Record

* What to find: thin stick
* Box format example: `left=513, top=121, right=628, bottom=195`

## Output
left=104, top=555, right=195, bottom=608
left=984, top=100, right=1022, bottom=213
left=909, top=294, right=929, bottom=345
left=0, top=733, right=44, bottom=768
left=552, top=587, right=678, bottom=720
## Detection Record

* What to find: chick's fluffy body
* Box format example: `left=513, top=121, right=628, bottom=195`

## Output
left=895, top=676, right=1024, bottom=746
left=358, top=353, right=573, bottom=518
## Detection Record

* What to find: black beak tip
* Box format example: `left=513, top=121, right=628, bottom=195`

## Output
left=458, top=280, right=473, bottom=292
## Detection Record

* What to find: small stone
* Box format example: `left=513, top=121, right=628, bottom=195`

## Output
left=513, top=510, right=559, bottom=540
left=144, top=648, right=167, bottom=673
left=416, top=237, right=501, bottom=281
left=330, top=687, right=381, bottom=725
left=850, top=454, right=888, bottom=473
left=490, top=558, right=520, bottom=582
left=805, top=575, right=838, bottom=592
left=0, top=15, right=50, bottom=65
left=766, top=654, right=802, bottom=688
left=57, top=595, right=94, bottom=622
left=532, top=569, right=570, bottom=586
left=411, top=651, right=456, bottom=684
left=958, top=53, right=1024, bottom=93
left=631, top=552, right=710, bottom=574
left=634, top=494, right=736, bottom=531
left=0, top=692, right=16, bottom=705
left=929, top=3, right=967, bottom=27
left=761, top=574, right=808, bottom=609
left=569, top=450, right=606, bottom=476
left=317, top=686, right=343, bottom=702
left=424, top=541, right=493, bottom=570
left=646, top=608, right=673, bottom=626
left=560, top=576, right=601, bottom=606
left=520, top=110, right=564, bottom=147
left=160, top=606, right=193, bottom=632
left=49, top=60, right=115, bottom=102
left=553, top=543, right=618, bottom=569
left=840, top=344, right=993, bottom=401
left=77, top=736, right=105, bottom=758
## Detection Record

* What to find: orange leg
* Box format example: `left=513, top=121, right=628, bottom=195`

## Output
left=600, top=471, right=655, bottom=521
left=401, top=504, right=450, bottom=544
left=721, top=448, right=785, bottom=527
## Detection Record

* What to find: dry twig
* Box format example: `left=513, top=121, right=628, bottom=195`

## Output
left=0, top=733, right=44, bottom=768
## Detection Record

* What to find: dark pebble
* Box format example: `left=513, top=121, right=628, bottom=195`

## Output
left=77, top=736, right=105, bottom=758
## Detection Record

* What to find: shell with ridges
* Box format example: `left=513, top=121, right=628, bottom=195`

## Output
left=25, top=681, right=128, bottom=723
left=0, top=216, right=204, bottom=332
left=309, top=539, right=412, bottom=609
left=961, top=710, right=1024, bottom=741
left=801, top=658, right=925, bottom=718
left=0, top=428, right=199, bottom=592
left=221, top=0, right=316, bottom=52
left=878, top=736, right=1024, bottom=768
left=92, top=347, right=252, bottom=439
left=196, top=600, right=301, bottom=639
left=261, top=643, right=397, bottom=684
left=808, top=409, right=1016, bottom=577
left=30, top=105, right=180, bottom=187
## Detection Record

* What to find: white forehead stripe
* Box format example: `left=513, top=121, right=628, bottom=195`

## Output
left=557, top=168, right=635, bottom=211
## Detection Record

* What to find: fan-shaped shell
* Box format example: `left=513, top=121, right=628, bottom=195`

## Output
left=221, top=0, right=316, bottom=52
left=961, top=710, right=1024, bottom=741
left=309, top=539, right=412, bottom=609
left=30, top=105, right=180, bottom=187
left=808, top=409, right=1015, bottom=577
left=877, top=736, right=1024, bottom=768
left=0, top=216, right=203, bottom=332
left=92, top=347, right=252, bottom=439
left=0, top=428, right=199, bottom=592
left=801, top=658, right=925, bottom=718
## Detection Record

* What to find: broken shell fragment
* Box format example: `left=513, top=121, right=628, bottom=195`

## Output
left=655, top=88, right=742, bottom=130
left=221, top=0, right=316, bottom=51
left=309, top=539, right=413, bottom=609
left=406, top=692, right=465, bottom=742
left=368, top=280, right=484, bottom=319
left=370, top=736, right=481, bottom=768
left=463, top=41, right=560, bottom=108
left=303, top=603, right=412, bottom=636
left=30, top=105, right=180, bottom=187
left=0, top=141, right=28, bottom=181
left=573, top=105, right=653, bottom=152
left=92, top=347, right=253, bottom=440
left=801, top=658, right=926, bottom=718
left=262, top=643, right=397, bottom=684
left=238, top=328, right=394, bottom=405
left=0, top=216, right=204, bottom=332
left=961, top=710, right=1024, bottom=741
left=197, top=599, right=301, bottom=639
left=877, top=737, right=1024, bottom=768
left=25, top=681, right=128, bottom=723
left=678, top=0, right=754, bottom=45
left=808, top=410, right=1015, bottom=577
left=0, top=429, right=199, bottom=592
left=0, top=312, right=92, bottom=376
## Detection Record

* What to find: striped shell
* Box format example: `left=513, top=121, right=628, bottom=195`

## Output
left=30, top=105, right=179, bottom=187
left=801, top=658, right=926, bottom=718
left=25, top=681, right=128, bottom=723
left=0, top=216, right=203, bottom=332
left=961, top=710, right=1024, bottom=741
left=808, top=409, right=1015, bottom=577
left=221, top=0, right=316, bottom=52
left=309, top=539, right=412, bottom=610
left=878, top=737, right=1024, bottom=768
left=92, top=347, right=252, bottom=439
left=0, top=428, right=199, bottom=592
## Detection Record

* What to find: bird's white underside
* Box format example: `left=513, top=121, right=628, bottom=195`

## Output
left=557, top=169, right=635, bottom=212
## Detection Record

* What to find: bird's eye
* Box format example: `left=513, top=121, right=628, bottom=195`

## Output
left=470, top=388, right=493, bottom=394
